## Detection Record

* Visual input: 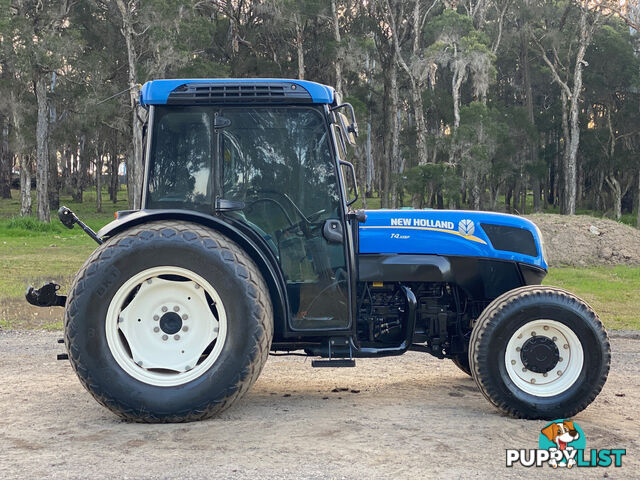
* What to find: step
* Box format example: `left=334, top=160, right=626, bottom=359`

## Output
left=311, top=359, right=356, bottom=368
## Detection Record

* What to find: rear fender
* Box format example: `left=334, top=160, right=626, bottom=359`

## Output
left=97, top=209, right=289, bottom=339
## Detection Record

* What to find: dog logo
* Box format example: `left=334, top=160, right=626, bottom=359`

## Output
left=458, top=219, right=475, bottom=235
left=507, top=419, right=625, bottom=468
left=539, top=420, right=585, bottom=468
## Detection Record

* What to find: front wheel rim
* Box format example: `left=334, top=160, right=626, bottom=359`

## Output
left=105, top=266, right=228, bottom=387
left=504, top=319, right=584, bottom=397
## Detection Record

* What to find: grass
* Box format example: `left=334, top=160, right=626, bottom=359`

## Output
left=0, top=188, right=638, bottom=331
left=544, top=266, right=640, bottom=330
left=0, top=188, right=124, bottom=330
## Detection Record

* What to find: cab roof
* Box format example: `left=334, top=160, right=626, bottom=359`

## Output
left=139, top=79, right=335, bottom=107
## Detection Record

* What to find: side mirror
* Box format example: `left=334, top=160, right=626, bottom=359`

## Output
left=340, top=160, right=359, bottom=206
left=337, top=112, right=357, bottom=146
left=331, top=103, right=358, bottom=144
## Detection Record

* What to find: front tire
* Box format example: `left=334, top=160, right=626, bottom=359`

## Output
left=469, top=286, right=610, bottom=419
left=64, top=221, right=273, bottom=422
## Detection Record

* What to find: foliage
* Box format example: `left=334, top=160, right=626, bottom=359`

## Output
left=0, top=0, right=638, bottom=221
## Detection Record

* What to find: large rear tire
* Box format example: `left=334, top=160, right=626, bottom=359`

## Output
left=469, top=286, right=610, bottom=420
left=451, top=354, right=471, bottom=376
left=64, top=221, right=273, bottom=422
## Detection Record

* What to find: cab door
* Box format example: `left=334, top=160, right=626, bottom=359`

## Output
left=218, top=106, right=352, bottom=331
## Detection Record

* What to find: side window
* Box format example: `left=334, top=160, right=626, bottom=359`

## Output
left=147, top=109, right=212, bottom=211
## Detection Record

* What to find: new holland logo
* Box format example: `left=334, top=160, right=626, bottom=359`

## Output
left=458, top=219, right=475, bottom=236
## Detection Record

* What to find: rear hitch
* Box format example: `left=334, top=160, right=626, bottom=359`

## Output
left=25, top=282, right=66, bottom=307
left=58, top=206, right=103, bottom=245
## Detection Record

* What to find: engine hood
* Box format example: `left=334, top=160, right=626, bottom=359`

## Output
left=359, top=209, right=547, bottom=270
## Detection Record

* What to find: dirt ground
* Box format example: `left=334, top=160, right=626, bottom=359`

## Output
left=0, top=330, right=638, bottom=479
left=526, top=214, right=640, bottom=267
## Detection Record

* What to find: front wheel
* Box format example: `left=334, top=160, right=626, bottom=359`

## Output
left=64, top=221, right=273, bottom=422
left=469, top=286, right=610, bottom=419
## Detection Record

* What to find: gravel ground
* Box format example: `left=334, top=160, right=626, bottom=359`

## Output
left=0, top=330, right=638, bottom=479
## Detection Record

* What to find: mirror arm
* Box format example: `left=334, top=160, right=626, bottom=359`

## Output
left=340, top=160, right=359, bottom=206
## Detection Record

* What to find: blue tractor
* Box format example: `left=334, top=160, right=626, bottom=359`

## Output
left=27, top=79, right=610, bottom=422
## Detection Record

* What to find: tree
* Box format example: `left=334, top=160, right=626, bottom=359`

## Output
left=534, top=0, right=604, bottom=215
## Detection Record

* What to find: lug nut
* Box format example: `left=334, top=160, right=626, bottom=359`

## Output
left=531, top=378, right=536, bottom=384
left=173, top=306, right=180, bottom=312
left=563, top=344, right=569, bottom=349
left=531, top=331, right=536, bottom=336
left=153, top=327, right=160, bottom=333
left=552, top=336, right=557, bottom=341
left=182, top=314, right=188, bottom=320
left=522, top=367, right=527, bottom=372
left=557, top=370, right=563, bottom=376
left=162, top=334, right=168, bottom=341
left=558, top=357, right=563, bottom=362
left=517, top=334, right=522, bottom=339
left=161, top=306, right=168, bottom=312
left=194, top=284, right=200, bottom=289
left=174, top=334, right=180, bottom=340
left=183, top=326, right=189, bottom=332
left=516, top=347, right=521, bottom=352
left=511, top=360, right=516, bottom=365
left=543, top=326, right=549, bottom=331
left=153, top=315, right=159, bottom=321
left=543, top=373, right=548, bottom=377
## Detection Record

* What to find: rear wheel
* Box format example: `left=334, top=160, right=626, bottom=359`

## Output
left=451, top=354, right=471, bottom=376
left=469, top=286, right=610, bottom=419
left=64, top=221, right=273, bottom=422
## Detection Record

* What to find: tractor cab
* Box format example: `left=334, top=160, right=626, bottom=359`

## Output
left=139, top=79, right=360, bottom=332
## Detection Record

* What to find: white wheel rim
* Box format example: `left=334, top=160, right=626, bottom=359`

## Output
left=105, top=266, right=227, bottom=387
left=504, top=319, right=583, bottom=397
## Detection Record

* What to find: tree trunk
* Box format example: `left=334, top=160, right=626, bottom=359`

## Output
left=389, top=59, right=400, bottom=208
left=35, top=75, right=50, bottom=222
left=48, top=145, right=59, bottom=211
left=521, top=28, right=540, bottom=213
left=19, top=155, right=32, bottom=216
left=110, top=143, right=119, bottom=203
left=452, top=66, right=464, bottom=130
left=0, top=121, right=11, bottom=198
left=606, top=175, right=622, bottom=220
left=294, top=15, right=305, bottom=80
left=96, top=149, right=103, bottom=213
left=560, top=90, right=570, bottom=214
left=116, top=0, right=144, bottom=210
left=330, top=0, right=343, bottom=97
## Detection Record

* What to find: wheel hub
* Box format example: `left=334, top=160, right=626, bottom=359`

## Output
left=109, top=271, right=226, bottom=385
left=160, top=311, right=183, bottom=335
left=520, top=336, right=559, bottom=373
left=504, top=319, right=584, bottom=397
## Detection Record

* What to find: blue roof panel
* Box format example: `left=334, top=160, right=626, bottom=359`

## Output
left=139, top=78, right=335, bottom=106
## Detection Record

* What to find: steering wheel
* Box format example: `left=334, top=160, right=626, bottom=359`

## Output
left=279, top=208, right=327, bottom=236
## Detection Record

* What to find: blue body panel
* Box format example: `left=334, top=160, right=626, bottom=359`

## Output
left=359, top=210, right=547, bottom=270
left=139, top=78, right=335, bottom=106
